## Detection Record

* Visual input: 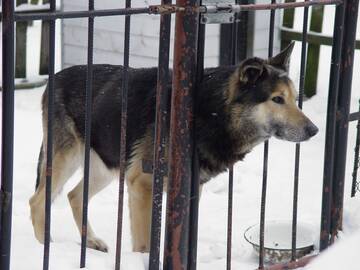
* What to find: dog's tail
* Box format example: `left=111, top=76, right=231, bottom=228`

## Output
left=35, top=143, right=44, bottom=191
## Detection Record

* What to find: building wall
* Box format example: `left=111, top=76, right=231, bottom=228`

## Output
left=248, top=0, right=282, bottom=58
left=61, top=0, right=219, bottom=68
left=61, top=0, right=280, bottom=69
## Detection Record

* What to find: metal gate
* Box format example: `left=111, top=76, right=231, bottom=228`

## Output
left=1, top=0, right=359, bottom=270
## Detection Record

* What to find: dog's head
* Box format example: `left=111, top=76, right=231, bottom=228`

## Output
left=227, top=42, right=318, bottom=143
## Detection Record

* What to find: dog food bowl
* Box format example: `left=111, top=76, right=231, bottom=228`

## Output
left=244, top=220, right=315, bottom=264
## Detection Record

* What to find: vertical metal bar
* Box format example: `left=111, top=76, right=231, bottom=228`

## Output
left=43, top=1, right=56, bottom=269
left=319, top=1, right=346, bottom=251
left=291, top=2, right=309, bottom=261
left=226, top=166, right=234, bottom=270
left=80, top=0, right=95, bottom=268
left=149, top=0, right=172, bottom=269
left=237, top=0, right=249, bottom=61
left=188, top=12, right=205, bottom=270
left=0, top=1, right=15, bottom=269
left=226, top=1, right=243, bottom=265
left=163, top=0, right=199, bottom=269
left=220, top=0, right=249, bottom=66
left=115, top=1, right=131, bottom=269
left=259, top=1, right=275, bottom=268
left=330, top=0, right=359, bottom=243
left=219, top=24, right=233, bottom=66
left=351, top=101, right=360, bottom=197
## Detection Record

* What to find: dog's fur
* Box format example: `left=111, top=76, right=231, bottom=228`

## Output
left=29, top=42, right=318, bottom=252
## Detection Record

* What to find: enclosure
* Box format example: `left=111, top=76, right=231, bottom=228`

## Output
left=1, top=0, right=360, bottom=270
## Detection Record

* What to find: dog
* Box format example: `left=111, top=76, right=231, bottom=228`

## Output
left=29, top=42, right=318, bottom=253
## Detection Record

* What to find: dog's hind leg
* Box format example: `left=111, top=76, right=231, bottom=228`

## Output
left=67, top=149, right=113, bottom=252
left=29, top=142, right=80, bottom=244
left=126, top=159, right=153, bottom=253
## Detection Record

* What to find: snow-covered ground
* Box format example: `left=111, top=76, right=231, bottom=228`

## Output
left=1, top=4, right=360, bottom=270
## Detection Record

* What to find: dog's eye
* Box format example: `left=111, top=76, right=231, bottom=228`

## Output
left=272, top=96, right=285, bottom=104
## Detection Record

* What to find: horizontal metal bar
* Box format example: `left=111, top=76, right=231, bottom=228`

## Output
left=0, top=8, right=51, bottom=22
left=282, top=27, right=360, bottom=49
left=14, top=7, right=152, bottom=21
left=203, top=0, right=342, bottom=13
left=349, top=112, right=360, bottom=122
left=13, top=0, right=342, bottom=22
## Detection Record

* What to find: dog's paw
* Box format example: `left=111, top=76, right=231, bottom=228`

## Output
left=87, top=237, right=109, bottom=252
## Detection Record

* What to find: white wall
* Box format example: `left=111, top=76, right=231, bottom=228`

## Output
left=61, top=0, right=281, bottom=69
left=61, top=0, right=219, bottom=68
left=251, top=0, right=282, bottom=58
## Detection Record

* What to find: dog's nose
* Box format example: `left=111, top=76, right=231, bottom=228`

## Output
left=305, top=123, right=319, bottom=137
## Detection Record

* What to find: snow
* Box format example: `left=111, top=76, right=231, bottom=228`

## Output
left=1, top=4, right=360, bottom=270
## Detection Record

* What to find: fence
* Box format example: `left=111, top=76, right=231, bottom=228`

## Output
left=280, top=0, right=360, bottom=97
left=0, top=2, right=54, bottom=89
left=1, top=1, right=359, bottom=270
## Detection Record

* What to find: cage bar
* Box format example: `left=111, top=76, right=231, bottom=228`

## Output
left=319, top=0, right=346, bottom=251
left=352, top=101, right=360, bottom=197
left=148, top=1, right=172, bottom=269
left=115, top=1, right=132, bottom=269
left=258, top=1, right=276, bottom=268
left=80, top=0, right=95, bottom=268
left=0, top=1, right=15, bottom=270
left=226, top=166, right=234, bottom=270
left=291, top=1, right=309, bottom=261
left=188, top=10, right=205, bottom=270
left=163, top=0, right=200, bottom=269
left=42, top=1, right=56, bottom=269
left=14, top=7, right=152, bottom=21
left=330, top=0, right=359, bottom=243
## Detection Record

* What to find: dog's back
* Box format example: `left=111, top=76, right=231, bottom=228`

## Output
left=42, top=65, right=163, bottom=168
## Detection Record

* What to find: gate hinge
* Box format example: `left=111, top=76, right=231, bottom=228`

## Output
left=0, top=190, right=12, bottom=213
left=201, top=0, right=236, bottom=24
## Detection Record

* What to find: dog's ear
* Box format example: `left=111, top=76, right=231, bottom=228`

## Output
left=267, top=41, right=295, bottom=72
left=239, top=58, right=265, bottom=84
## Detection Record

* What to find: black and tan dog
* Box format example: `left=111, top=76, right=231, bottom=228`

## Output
left=29, top=42, right=318, bottom=252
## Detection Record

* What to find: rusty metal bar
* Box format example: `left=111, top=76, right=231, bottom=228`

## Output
left=163, top=0, right=200, bottom=269
left=320, top=0, right=346, bottom=251
left=0, top=1, right=15, bottom=269
left=115, top=1, right=131, bottom=269
left=330, top=0, right=359, bottom=243
left=148, top=1, right=172, bottom=269
left=12, top=0, right=342, bottom=22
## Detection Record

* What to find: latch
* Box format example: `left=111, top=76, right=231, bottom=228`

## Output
left=201, top=0, right=236, bottom=24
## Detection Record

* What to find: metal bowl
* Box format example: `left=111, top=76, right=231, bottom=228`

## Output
left=244, top=220, right=315, bottom=264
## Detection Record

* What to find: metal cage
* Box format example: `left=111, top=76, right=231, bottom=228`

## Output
left=1, top=0, right=359, bottom=270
